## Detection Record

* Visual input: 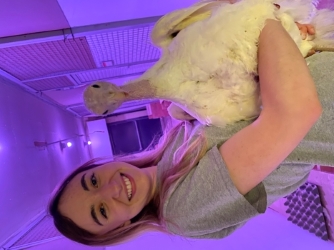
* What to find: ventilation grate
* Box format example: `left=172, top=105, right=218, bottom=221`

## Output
left=86, top=25, right=161, bottom=67
left=0, top=37, right=97, bottom=81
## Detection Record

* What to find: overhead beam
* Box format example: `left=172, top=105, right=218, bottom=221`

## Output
left=71, top=16, right=161, bottom=37
left=0, top=16, right=161, bottom=48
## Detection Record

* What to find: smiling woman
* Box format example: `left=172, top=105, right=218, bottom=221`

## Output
left=48, top=125, right=187, bottom=245
left=55, top=162, right=157, bottom=235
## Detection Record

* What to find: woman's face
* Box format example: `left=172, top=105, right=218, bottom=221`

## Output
left=58, top=162, right=157, bottom=234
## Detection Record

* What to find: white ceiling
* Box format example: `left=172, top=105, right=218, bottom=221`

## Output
left=0, top=0, right=69, bottom=37
left=57, top=0, right=199, bottom=27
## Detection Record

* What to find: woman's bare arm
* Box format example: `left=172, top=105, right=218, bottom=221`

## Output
left=258, top=20, right=321, bottom=114
left=219, top=20, right=322, bottom=195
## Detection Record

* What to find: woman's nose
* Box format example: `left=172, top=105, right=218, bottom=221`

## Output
left=99, top=181, right=122, bottom=200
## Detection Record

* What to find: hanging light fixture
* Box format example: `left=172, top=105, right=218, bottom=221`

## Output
left=84, top=140, right=92, bottom=146
left=60, top=141, right=73, bottom=149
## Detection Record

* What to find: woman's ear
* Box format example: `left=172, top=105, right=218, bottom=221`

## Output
left=122, top=221, right=131, bottom=227
left=117, top=221, right=131, bottom=229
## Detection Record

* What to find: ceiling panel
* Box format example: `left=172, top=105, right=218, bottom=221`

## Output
left=0, top=0, right=70, bottom=38
left=86, top=26, right=160, bottom=67
left=0, top=37, right=97, bottom=80
left=25, top=76, right=75, bottom=91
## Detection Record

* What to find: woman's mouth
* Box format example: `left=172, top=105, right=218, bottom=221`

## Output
left=121, top=173, right=136, bottom=201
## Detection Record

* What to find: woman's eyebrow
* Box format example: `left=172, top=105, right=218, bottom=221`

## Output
left=81, top=173, right=89, bottom=191
left=91, top=205, right=103, bottom=226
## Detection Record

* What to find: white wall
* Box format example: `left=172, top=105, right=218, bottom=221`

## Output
left=0, top=77, right=91, bottom=245
left=107, top=209, right=334, bottom=250
left=86, top=119, right=113, bottom=158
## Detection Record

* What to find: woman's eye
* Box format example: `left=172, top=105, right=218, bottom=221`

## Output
left=91, top=173, right=98, bottom=187
left=100, top=204, right=107, bottom=219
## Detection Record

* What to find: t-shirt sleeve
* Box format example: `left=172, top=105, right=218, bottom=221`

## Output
left=244, top=182, right=267, bottom=212
left=163, top=145, right=266, bottom=238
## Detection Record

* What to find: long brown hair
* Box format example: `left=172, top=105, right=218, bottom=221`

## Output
left=48, top=122, right=207, bottom=246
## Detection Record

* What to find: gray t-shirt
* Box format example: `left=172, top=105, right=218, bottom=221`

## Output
left=157, top=52, right=334, bottom=239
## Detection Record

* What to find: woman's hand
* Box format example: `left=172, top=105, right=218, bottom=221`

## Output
left=296, top=22, right=316, bottom=56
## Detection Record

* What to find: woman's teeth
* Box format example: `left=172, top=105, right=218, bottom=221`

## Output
left=122, top=175, right=132, bottom=200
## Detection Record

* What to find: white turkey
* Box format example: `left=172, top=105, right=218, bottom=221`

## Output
left=84, top=0, right=334, bottom=127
